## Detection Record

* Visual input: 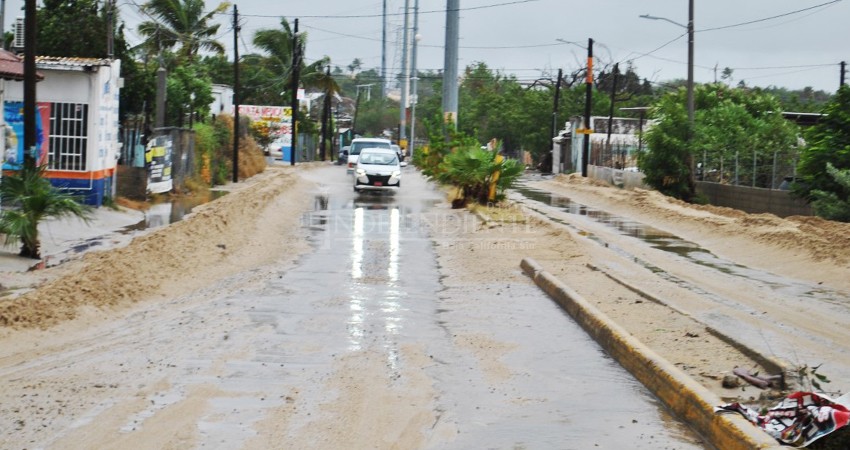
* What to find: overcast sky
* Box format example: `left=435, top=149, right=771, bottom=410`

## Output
left=4, top=0, right=848, bottom=93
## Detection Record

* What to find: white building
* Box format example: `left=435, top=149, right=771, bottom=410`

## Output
left=4, top=56, right=122, bottom=206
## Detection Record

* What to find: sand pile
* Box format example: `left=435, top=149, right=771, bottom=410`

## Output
left=0, top=166, right=312, bottom=329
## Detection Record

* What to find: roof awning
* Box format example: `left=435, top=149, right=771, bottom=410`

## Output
left=0, top=49, right=44, bottom=81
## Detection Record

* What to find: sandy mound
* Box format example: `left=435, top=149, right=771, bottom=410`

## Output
left=0, top=166, right=313, bottom=329
left=544, top=173, right=850, bottom=287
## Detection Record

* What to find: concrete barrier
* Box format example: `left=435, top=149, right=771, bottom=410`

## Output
left=520, top=257, right=781, bottom=450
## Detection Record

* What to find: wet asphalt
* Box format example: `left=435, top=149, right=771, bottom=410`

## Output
left=234, top=165, right=708, bottom=448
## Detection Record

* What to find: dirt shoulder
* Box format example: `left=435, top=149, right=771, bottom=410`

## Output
left=0, top=165, right=316, bottom=333
left=512, top=174, right=850, bottom=400
left=540, top=174, right=850, bottom=292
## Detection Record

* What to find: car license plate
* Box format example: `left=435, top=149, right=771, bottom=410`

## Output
left=374, top=181, right=383, bottom=186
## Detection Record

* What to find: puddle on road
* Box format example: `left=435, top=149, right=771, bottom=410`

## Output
left=513, top=184, right=849, bottom=305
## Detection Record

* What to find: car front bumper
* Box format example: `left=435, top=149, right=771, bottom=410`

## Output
left=354, top=173, right=401, bottom=191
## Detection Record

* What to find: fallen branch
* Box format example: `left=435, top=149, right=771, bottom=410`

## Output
left=733, top=367, right=782, bottom=389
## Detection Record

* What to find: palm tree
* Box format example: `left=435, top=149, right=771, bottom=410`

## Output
left=253, top=18, right=340, bottom=96
left=137, top=0, right=231, bottom=62
left=0, top=164, right=92, bottom=259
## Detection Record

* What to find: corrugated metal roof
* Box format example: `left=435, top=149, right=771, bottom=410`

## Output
left=35, top=56, right=113, bottom=70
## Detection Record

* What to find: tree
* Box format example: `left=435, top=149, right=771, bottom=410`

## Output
left=794, top=85, right=850, bottom=220
left=808, top=163, right=850, bottom=221
left=37, top=0, right=148, bottom=122
left=347, top=58, right=362, bottom=78
left=137, top=0, right=230, bottom=62
left=0, top=164, right=92, bottom=259
left=252, top=18, right=335, bottom=99
left=641, top=83, right=798, bottom=201
left=165, top=63, right=213, bottom=126
left=38, top=0, right=114, bottom=57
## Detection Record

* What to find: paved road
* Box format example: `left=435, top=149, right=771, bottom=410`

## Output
left=0, top=165, right=707, bottom=448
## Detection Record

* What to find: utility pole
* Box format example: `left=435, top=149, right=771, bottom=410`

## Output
left=232, top=5, right=240, bottom=182
left=290, top=18, right=300, bottom=166
left=381, top=0, right=387, bottom=99
left=551, top=68, right=562, bottom=140
left=606, top=63, right=619, bottom=167
left=409, top=0, right=420, bottom=160
left=320, top=66, right=331, bottom=161
left=581, top=38, right=593, bottom=178
left=686, top=0, right=696, bottom=197
left=23, top=0, right=36, bottom=167
left=106, top=0, right=115, bottom=58
left=352, top=89, right=362, bottom=135
left=0, top=0, right=5, bottom=49
left=841, top=61, right=846, bottom=87
left=442, top=0, right=459, bottom=127
left=399, top=0, right=410, bottom=148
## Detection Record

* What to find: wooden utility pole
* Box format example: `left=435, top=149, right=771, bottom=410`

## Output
left=23, top=0, right=37, bottom=168
left=232, top=5, right=240, bottom=182
left=841, top=61, right=846, bottom=87
left=290, top=19, right=300, bottom=166
left=581, top=38, right=593, bottom=177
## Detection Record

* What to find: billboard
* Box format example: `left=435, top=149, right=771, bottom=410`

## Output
left=238, top=105, right=292, bottom=159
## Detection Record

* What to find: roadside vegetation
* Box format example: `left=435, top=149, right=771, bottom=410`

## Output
left=793, top=85, right=850, bottom=221
left=21, top=0, right=850, bottom=223
left=640, top=83, right=798, bottom=202
left=414, top=123, right=524, bottom=207
left=0, top=164, right=92, bottom=259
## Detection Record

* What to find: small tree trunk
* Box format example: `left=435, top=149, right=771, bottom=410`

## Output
left=20, top=237, right=41, bottom=259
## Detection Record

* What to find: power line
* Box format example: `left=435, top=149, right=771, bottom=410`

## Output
left=698, top=0, right=843, bottom=32
left=232, top=0, right=540, bottom=19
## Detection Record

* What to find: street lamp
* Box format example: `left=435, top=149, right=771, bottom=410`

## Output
left=640, top=0, right=695, bottom=191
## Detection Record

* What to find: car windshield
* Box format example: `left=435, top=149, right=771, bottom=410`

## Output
left=350, top=141, right=391, bottom=155
left=359, top=152, right=398, bottom=165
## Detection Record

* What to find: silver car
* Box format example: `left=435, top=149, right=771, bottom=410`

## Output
left=346, top=138, right=393, bottom=173
left=353, top=148, right=401, bottom=193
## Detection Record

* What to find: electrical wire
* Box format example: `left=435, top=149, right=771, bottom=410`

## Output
left=231, top=0, right=540, bottom=19
left=698, top=0, right=843, bottom=32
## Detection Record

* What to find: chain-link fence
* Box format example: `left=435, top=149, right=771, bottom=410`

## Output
left=696, top=147, right=799, bottom=190
left=590, top=140, right=641, bottom=170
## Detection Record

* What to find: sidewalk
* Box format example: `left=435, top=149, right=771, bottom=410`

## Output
left=0, top=206, right=146, bottom=272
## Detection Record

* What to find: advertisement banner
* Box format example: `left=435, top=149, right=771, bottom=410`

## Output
left=145, top=133, right=173, bottom=194
left=3, top=101, right=51, bottom=169
left=239, top=105, right=293, bottom=158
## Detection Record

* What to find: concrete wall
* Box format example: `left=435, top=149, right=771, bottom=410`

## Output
left=696, top=181, right=812, bottom=218
left=586, top=165, right=813, bottom=217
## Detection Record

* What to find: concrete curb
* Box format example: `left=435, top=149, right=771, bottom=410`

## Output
left=520, top=257, right=782, bottom=450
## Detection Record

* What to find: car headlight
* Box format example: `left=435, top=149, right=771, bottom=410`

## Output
left=391, top=170, right=401, bottom=178
left=355, top=168, right=366, bottom=177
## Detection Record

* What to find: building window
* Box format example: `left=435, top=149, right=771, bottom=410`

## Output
left=48, top=103, right=88, bottom=171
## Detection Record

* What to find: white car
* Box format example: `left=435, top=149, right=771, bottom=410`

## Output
left=346, top=137, right=393, bottom=173
left=353, top=148, right=401, bottom=193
